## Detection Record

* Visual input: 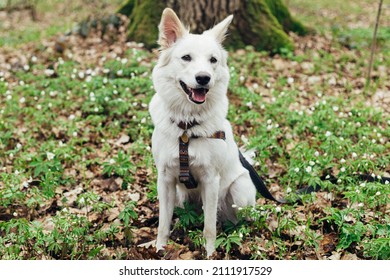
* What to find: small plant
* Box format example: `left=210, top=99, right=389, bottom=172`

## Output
left=215, top=232, right=243, bottom=255
left=174, top=202, right=203, bottom=230
left=102, top=150, right=135, bottom=186
left=188, top=229, right=205, bottom=249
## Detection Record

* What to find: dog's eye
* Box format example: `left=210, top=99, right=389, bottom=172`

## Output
left=181, top=55, right=192, bottom=62
left=210, top=57, right=217, bottom=64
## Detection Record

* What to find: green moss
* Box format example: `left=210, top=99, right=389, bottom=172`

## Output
left=265, top=0, right=310, bottom=36
left=226, top=0, right=293, bottom=54
left=117, top=0, right=135, bottom=16
left=119, top=0, right=165, bottom=49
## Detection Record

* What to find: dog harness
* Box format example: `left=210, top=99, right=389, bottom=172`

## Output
left=172, top=119, right=226, bottom=189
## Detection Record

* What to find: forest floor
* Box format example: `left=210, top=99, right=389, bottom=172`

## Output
left=0, top=0, right=389, bottom=260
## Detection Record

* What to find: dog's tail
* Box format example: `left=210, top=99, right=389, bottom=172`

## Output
left=238, top=149, right=389, bottom=205
left=238, top=150, right=287, bottom=203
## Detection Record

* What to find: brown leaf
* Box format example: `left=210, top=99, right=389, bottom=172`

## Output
left=59, top=186, right=83, bottom=206
left=107, top=208, right=120, bottom=222
left=341, top=253, right=358, bottom=260
left=115, top=134, right=130, bottom=145
left=179, top=251, right=195, bottom=260
left=321, top=232, right=338, bottom=254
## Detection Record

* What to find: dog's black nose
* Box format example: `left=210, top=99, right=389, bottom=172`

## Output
left=195, top=72, right=211, bottom=86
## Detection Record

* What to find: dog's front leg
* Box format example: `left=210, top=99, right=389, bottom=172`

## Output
left=202, top=175, right=220, bottom=257
left=156, top=172, right=176, bottom=252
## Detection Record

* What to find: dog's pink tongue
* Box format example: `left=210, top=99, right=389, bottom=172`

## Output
left=192, top=88, right=208, bottom=103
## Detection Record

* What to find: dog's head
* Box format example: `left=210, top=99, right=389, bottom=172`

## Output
left=153, top=8, right=233, bottom=106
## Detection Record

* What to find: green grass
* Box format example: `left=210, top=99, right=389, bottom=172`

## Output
left=0, top=0, right=389, bottom=260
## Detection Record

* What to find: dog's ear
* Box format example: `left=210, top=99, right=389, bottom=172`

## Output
left=158, top=8, right=187, bottom=49
left=206, top=15, right=233, bottom=44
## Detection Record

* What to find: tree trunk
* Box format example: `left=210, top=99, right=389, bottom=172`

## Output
left=118, top=0, right=308, bottom=53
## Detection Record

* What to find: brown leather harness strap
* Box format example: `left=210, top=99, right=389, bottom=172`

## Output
left=178, top=126, right=226, bottom=189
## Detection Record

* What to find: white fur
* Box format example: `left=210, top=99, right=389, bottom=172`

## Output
left=150, top=8, right=257, bottom=257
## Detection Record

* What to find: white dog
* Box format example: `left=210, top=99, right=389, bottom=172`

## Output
left=149, top=8, right=257, bottom=257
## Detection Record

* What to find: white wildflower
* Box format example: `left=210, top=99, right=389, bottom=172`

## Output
left=305, top=166, right=312, bottom=173
left=325, top=131, right=332, bottom=137
left=78, top=197, right=85, bottom=205
left=46, top=152, right=55, bottom=161
left=78, top=71, right=85, bottom=79
left=45, top=69, right=55, bottom=76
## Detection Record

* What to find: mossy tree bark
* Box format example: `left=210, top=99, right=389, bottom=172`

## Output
left=118, top=0, right=308, bottom=53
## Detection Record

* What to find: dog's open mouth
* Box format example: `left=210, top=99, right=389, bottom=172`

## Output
left=180, top=81, right=209, bottom=104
